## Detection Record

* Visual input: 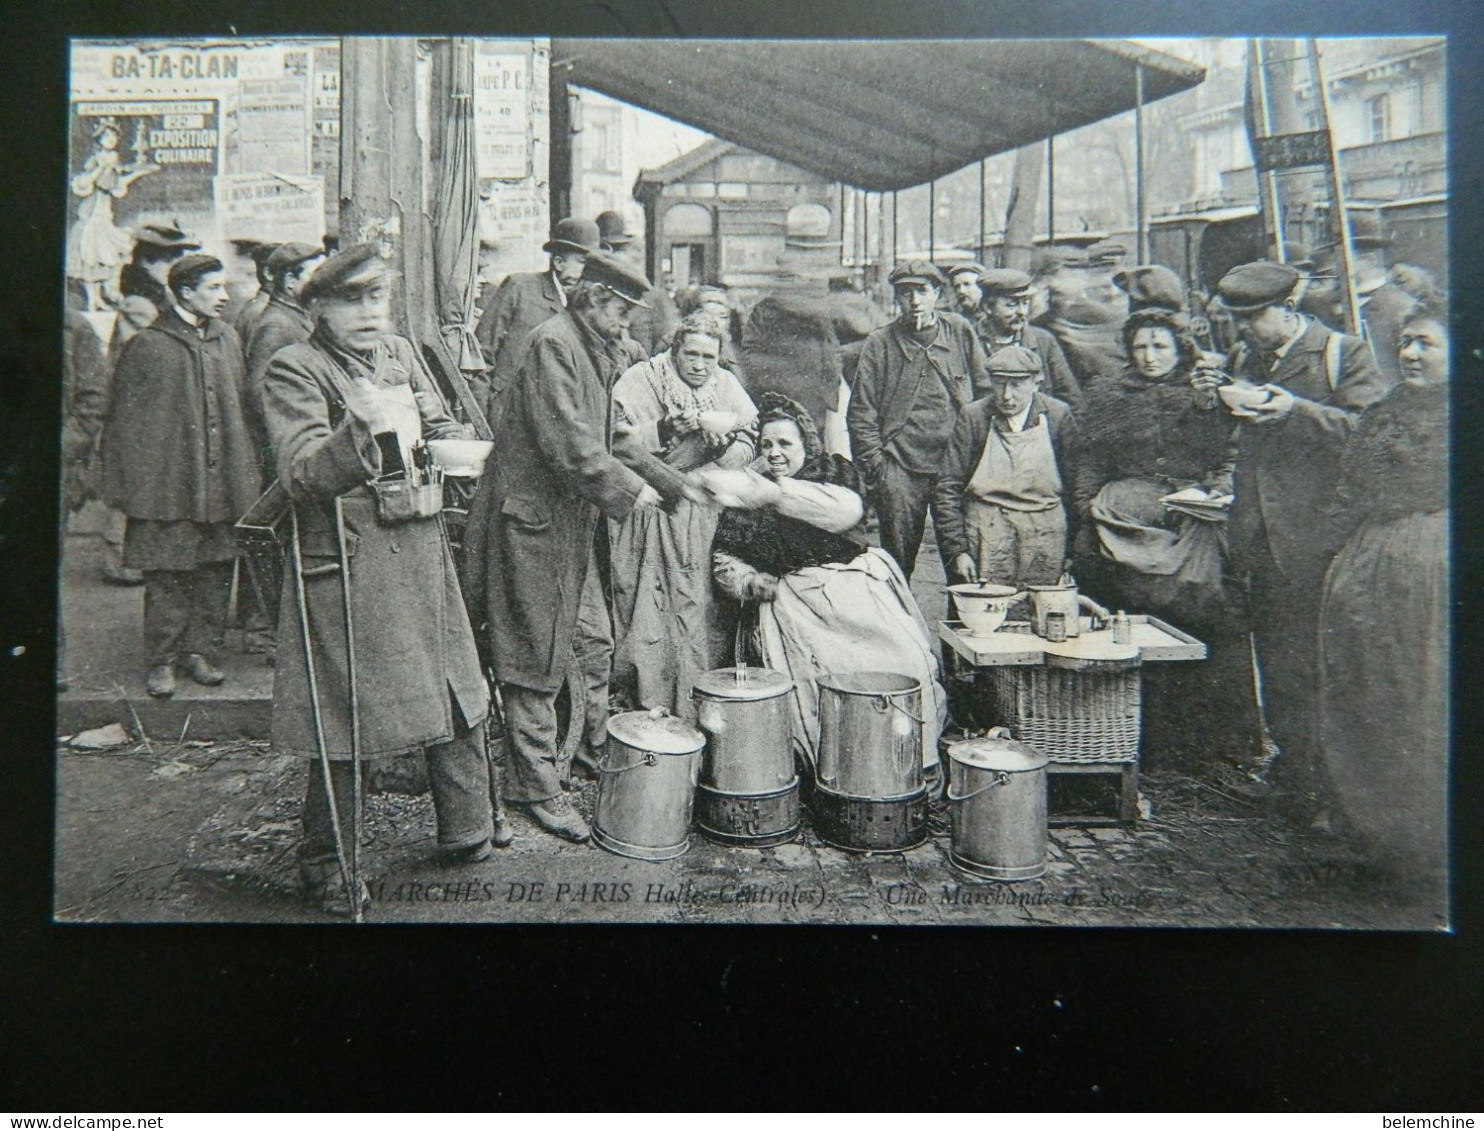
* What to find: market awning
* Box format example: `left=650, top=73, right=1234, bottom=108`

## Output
left=551, top=38, right=1205, bottom=192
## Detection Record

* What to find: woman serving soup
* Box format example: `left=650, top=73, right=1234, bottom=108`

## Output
left=704, top=393, right=946, bottom=780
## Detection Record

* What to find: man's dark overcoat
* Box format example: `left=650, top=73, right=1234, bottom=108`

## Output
left=474, top=269, right=566, bottom=416
left=101, top=307, right=261, bottom=523
left=462, top=310, right=687, bottom=693
left=261, top=330, right=488, bottom=759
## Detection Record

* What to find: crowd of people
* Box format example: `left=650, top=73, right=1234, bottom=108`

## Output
left=61, top=208, right=1449, bottom=913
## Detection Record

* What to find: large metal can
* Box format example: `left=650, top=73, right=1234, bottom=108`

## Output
left=946, top=727, right=1049, bottom=881
left=592, top=709, right=704, bottom=861
left=816, top=670, right=924, bottom=799
left=691, top=666, right=800, bottom=847
left=813, top=671, right=927, bottom=853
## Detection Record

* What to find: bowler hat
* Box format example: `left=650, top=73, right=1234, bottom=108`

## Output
left=978, top=268, right=1034, bottom=298
left=265, top=241, right=325, bottom=277
left=888, top=260, right=947, bottom=289
left=1215, top=261, right=1302, bottom=313
left=1112, top=264, right=1186, bottom=314
left=582, top=251, right=651, bottom=307
left=543, top=217, right=602, bottom=256
left=298, top=242, right=389, bottom=304
left=596, top=210, right=636, bottom=249
left=985, top=344, right=1043, bottom=378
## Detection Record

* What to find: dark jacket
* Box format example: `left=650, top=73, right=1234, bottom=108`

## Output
left=846, top=313, right=986, bottom=483
left=260, top=330, right=488, bottom=758
left=462, top=309, right=689, bottom=691
left=933, top=391, right=1080, bottom=564
left=101, top=307, right=261, bottom=523
left=473, top=269, right=566, bottom=417
left=1074, top=366, right=1237, bottom=516
left=1227, top=316, right=1393, bottom=581
left=244, top=294, right=315, bottom=466
left=62, top=311, right=111, bottom=510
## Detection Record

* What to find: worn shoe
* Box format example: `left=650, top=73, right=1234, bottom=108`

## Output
left=445, top=839, right=493, bottom=864
left=146, top=663, right=176, bottom=699
left=570, top=744, right=603, bottom=782
left=179, top=652, right=226, bottom=686
left=526, top=795, right=591, bottom=843
left=300, top=859, right=371, bottom=919
left=491, top=808, right=515, bottom=848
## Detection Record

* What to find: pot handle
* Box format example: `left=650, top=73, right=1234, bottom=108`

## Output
left=600, top=751, right=659, bottom=774
left=947, top=771, right=1012, bottom=802
left=1078, top=594, right=1112, bottom=628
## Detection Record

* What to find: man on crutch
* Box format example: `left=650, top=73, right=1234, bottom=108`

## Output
left=261, top=243, right=510, bottom=917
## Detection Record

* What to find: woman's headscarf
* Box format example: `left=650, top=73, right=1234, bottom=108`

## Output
left=754, top=391, right=822, bottom=463
left=1120, top=308, right=1198, bottom=376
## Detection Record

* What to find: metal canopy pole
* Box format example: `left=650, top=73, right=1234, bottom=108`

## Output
left=1046, top=137, right=1055, bottom=243
left=892, top=189, right=899, bottom=264
left=1308, top=38, right=1361, bottom=336
left=979, top=158, right=987, bottom=258
left=929, top=179, right=936, bottom=259
left=1253, top=39, right=1287, bottom=263
left=1135, top=63, right=1148, bottom=262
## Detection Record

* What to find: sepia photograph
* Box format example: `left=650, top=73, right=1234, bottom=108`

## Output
left=51, top=33, right=1451, bottom=929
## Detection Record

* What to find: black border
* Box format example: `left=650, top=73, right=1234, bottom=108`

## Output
left=4, top=0, right=1482, bottom=1111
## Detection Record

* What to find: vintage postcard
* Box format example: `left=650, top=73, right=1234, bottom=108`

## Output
left=53, top=34, right=1449, bottom=928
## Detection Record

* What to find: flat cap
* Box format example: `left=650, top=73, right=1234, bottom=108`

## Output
left=978, top=268, right=1034, bottom=298
left=1113, top=264, right=1186, bottom=314
left=167, top=253, right=223, bottom=289
left=888, top=260, right=947, bottom=289
left=134, top=223, right=201, bottom=252
left=543, top=216, right=602, bottom=256
left=1215, top=261, right=1302, bottom=312
left=298, top=242, right=389, bottom=304
left=985, top=344, right=1043, bottom=378
left=582, top=250, right=651, bottom=306
left=945, top=261, right=987, bottom=281
left=265, top=241, right=324, bottom=277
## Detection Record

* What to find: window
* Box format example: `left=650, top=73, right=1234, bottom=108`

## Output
left=785, top=202, right=832, bottom=239
left=1367, top=93, right=1392, bottom=142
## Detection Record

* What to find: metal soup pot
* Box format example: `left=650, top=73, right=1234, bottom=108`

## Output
left=592, top=709, right=704, bottom=861
left=947, top=727, right=1049, bottom=881
left=816, top=670, right=925, bottom=800
left=692, top=666, right=800, bottom=847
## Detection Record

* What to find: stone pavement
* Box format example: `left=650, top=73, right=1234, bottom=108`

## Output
left=54, top=737, right=1448, bottom=930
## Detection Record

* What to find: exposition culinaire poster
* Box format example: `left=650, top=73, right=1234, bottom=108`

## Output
left=45, top=30, right=1457, bottom=932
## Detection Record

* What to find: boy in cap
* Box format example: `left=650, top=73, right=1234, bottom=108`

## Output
left=101, top=253, right=261, bottom=699
left=846, top=259, right=987, bottom=578
left=463, top=251, right=710, bottom=844
left=1210, top=259, right=1391, bottom=809
left=244, top=242, right=326, bottom=445
left=474, top=216, right=603, bottom=432
left=934, top=344, right=1081, bottom=589
left=261, top=243, right=505, bottom=912
left=973, top=267, right=1082, bottom=409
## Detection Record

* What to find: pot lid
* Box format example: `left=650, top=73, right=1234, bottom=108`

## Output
left=693, top=665, right=793, bottom=700
left=947, top=728, right=1048, bottom=772
left=607, top=710, right=705, bottom=755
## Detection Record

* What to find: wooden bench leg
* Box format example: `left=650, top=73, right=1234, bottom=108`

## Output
left=1119, top=762, right=1140, bottom=824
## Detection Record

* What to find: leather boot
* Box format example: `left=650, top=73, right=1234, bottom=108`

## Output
left=146, top=662, right=177, bottom=699
left=526, top=794, right=591, bottom=843
left=179, top=652, right=226, bottom=686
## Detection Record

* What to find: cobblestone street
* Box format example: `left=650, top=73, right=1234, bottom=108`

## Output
left=53, top=736, right=1446, bottom=929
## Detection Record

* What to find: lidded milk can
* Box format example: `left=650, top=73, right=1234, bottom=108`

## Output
left=592, top=708, right=704, bottom=861
left=691, top=665, right=800, bottom=846
left=946, top=726, right=1049, bottom=880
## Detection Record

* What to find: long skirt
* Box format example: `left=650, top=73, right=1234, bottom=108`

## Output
left=609, top=497, right=729, bottom=720
left=752, top=547, right=946, bottom=772
left=1318, top=509, right=1447, bottom=881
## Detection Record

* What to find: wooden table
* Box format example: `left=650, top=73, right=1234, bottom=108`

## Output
left=938, top=616, right=1206, bottom=824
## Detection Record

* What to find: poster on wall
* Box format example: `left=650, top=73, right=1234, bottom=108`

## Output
left=213, top=172, right=326, bottom=245
left=474, top=48, right=530, bottom=180
left=69, top=99, right=221, bottom=226
left=236, top=77, right=311, bottom=174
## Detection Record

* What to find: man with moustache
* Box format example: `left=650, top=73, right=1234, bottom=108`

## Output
left=945, top=262, right=988, bottom=319
left=101, top=253, right=261, bottom=698
left=473, top=216, right=602, bottom=431
left=973, top=267, right=1082, bottom=409
left=846, top=260, right=986, bottom=578
left=462, top=252, right=708, bottom=843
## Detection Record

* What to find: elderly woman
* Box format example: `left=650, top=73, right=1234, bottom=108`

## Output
left=609, top=311, right=758, bottom=719
left=708, top=393, right=945, bottom=778
left=1073, top=308, right=1259, bottom=769
left=1317, top=301, right=1448, bottom=888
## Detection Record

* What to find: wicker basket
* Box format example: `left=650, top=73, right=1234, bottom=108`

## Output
left=986, top=663, right=1141, bottom=765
